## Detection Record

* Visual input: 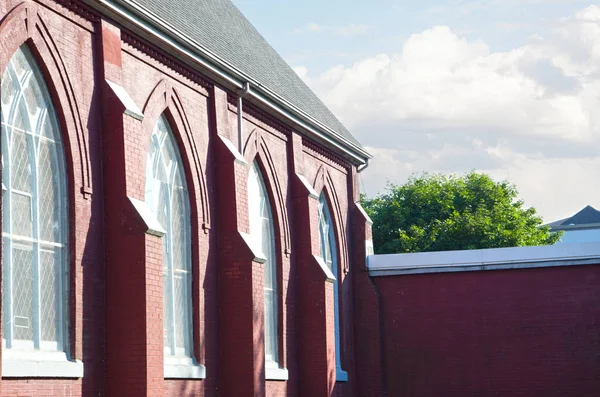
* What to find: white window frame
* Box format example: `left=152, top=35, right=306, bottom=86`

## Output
left=145, top=115, right=204, bottom=379
left=318, top=194, right=348, bottom=382
left=248, top=161, right=287, bottom=380
left=0, top=45, right=81, bottom=378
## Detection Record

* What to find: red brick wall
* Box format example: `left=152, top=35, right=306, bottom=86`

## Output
left=0, top=0, right=103, bottom=396
left=373, top=265, right=600, bottom=397
left=0, top=1, right=366, bottom=396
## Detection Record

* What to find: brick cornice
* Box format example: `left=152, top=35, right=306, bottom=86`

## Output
left=227, top=93, right=291, bottom=138
left=303, top=137, right=351, bottom=172
left=51, top=0, right=100, bottom=22
left=122, top=31, right=213, bottom=90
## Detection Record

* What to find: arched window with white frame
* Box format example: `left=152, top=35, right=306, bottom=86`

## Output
left=1, top=45, right=69, bottom=357
left=247, top=161, right=279, bottom=368
left=318, top=193, right=348, bottom=381
left=145, top=115, right=193, bottom=363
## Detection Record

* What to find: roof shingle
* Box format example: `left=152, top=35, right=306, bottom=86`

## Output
left=130, top=0, right=363, bottom=149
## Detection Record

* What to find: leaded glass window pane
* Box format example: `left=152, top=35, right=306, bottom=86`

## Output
left=145, top=115, right=193, bottom=358
left=248, top=161, right=279, bottom=365
left=1, top=45, right=68, bottom=352
left=318, top=194, right=344, bottom=373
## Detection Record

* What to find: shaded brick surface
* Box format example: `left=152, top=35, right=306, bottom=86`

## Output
left=374, top=265, right=600, bottom=397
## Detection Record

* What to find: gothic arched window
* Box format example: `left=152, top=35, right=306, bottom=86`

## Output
left=2, top=45, right=69, bottom=354
left=248, top=161, right=279, bottom=367
left=318, top=193, right=348, bottom=381
left=145, top=115, right=193, bottom=360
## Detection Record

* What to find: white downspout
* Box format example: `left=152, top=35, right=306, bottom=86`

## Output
left=237, top=82, right=251, bottom=153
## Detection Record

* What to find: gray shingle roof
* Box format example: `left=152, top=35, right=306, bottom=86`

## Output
left=547, top=205, right=600, bottom=229
left=129, top=0, right=363, bottom=150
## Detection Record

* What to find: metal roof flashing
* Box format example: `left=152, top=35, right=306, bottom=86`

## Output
left=368, top=242, right=600, bottom=277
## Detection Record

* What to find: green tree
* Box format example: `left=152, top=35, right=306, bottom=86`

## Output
left=361, top=172, right=561, bottom=254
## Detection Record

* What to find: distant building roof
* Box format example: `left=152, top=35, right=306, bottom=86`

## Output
left=547, top=205, right=600, bottom=231
left=98, top=0, right=368, bottom=162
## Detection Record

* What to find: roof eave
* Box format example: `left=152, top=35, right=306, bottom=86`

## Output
left=85, top=0, right=372, bottom=165
left=550, top=223, right=600, bottom=232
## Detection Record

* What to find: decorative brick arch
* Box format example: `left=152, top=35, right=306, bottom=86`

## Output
left=244, top=128, right=291, bottom=256
left=142, top=78, right=211, bottom=231
left=314, top=165, right=349, bottom=274
left=0, top=1, right=92, bottom=198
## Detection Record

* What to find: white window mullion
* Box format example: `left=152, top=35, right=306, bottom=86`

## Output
left=185, top=184, right=193, bottom=357
left=31, top=134, right=41, bottom=349
left=1, top=123, right=57, bottom=144
left=60, top=147, right=68, bottom=354
left=166, top=180, right=177, bottom=356
left=319, top=195, right=344, bottom=374
left=56, top=245, right=64, bottom=353
left=7, top=71, right=26, bottom=129
left=1, top=233, right=63, bottom=247
left=267, top=214, right=278, bottom=364
left=3, top=126, right=14, bottom=348
left=168, top=236, right=177, bottom=356
left=3, top=240, right=14, bottom=349
left=331, top=232, right=342, bottom=369
left=183, top=200, right=192, bottom=356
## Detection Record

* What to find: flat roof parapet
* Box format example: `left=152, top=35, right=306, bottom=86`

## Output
left=367, top=242, right=600, bottom=277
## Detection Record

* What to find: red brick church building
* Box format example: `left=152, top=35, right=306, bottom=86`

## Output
left=3, top=1, right=599, bottom=397
left=0, top=0, right=378, bottom=396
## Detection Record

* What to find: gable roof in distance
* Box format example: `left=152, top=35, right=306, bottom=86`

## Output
left=547, top=205, right=600, bottom=230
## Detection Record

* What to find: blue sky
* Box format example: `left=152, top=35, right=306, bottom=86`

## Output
left=234, top=0, right=596, bottom=72
left=233, top=0, right=600, bottom=222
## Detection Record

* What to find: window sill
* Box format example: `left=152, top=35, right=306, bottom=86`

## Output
left=336, top=369, right=349, bottom=382
left=2, top=351, right=83, bottom=378
left=265, top=366, right=289, bottom=381
left=164, top=356, right=206, bottom=379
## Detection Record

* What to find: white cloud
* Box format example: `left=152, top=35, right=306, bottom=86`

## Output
left=456, top=1, right=491, bottom=15
left=306, top=22, right=322, bottom=33
left=495, top=21, right=528, bottom=32
left=285, top=50, right=360, bottom=65
left=530, top=0, right=590, bottom=3
left=426, top=5, right=449, bottom=13
left=486, top=155, right=600, bottom=222
left=335, top=24, right=373, bottom=36
left=300, top=5, right=600, bottom=222
left=293, top=66, right=309, bottom=83
left=292, top=23, right=373, bottom=37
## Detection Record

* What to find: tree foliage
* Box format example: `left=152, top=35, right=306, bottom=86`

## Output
left=361, top=172, right=562, bottom=254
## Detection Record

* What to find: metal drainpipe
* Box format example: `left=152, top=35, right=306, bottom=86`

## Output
left=237, top=82, right=251, bottom=153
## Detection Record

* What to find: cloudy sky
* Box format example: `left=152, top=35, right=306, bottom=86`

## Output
left=232, top=0, right=600, bottom=223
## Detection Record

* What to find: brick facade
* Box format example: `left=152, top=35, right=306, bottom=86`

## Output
left=372, top=264, right=600, bottom=397
left=3, top=3, right=596, bottom=397
left=0, top=1, right=371, bottom=396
